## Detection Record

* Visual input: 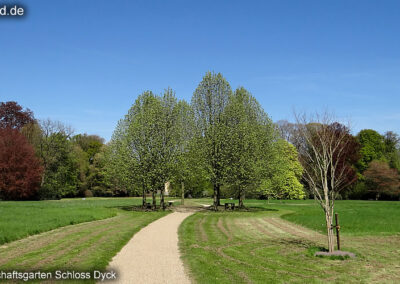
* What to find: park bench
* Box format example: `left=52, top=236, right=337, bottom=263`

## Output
left=224, top=202, right=235, bottom=210
left=168, top=201, right=175, bottom=207
left=145, top=202, right=152, bottom=209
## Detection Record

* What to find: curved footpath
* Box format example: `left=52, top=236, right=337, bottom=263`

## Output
left=107, top=211, right=193, bottom=284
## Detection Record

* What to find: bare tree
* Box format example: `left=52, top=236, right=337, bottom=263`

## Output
left=276, top=120, right=296, bottom=143
left=294, top=112, right=358, bottom=252
left=40, top=119, right=74, bottom=139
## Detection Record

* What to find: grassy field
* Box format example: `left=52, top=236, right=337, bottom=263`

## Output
left=180, top=199, right=400, bottom=283
left=0, top=198, right=169, bottom=283
left=0, top=197, right=173, bottom=245
left=245, top=199, right=400, bottom=236
left=1, top=197, right=399, bottom=283
left=190, top=198, right=400, bottom=236
left=0, top=211, right=168, bottom=282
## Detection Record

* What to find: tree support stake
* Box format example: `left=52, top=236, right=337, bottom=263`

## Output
left=334, top=213, right=341, bottom=251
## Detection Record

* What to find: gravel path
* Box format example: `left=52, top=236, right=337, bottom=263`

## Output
left=107, top=211, right=193, bottom=284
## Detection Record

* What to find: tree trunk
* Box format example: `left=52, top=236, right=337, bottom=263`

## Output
left=160, top=186, right=165, bottom=210
left=41, top=171, right=46, bottom=187
left=142, top=186, right=146, bottom=208
left=152, top=190, right=156, bottom=210
left=217, top=184, right=221, bottom=206
left=181, top=181, right=185, bottom=206
left=238, top=188, right=244, bottom=208
left=325, top=211, right=335, bottom=252
left=213, top=183, right=218, bottom=211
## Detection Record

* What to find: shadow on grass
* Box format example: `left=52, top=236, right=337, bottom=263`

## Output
left=108, top=205, right=173, bottom=212
left=204, top=206, right=278, bottom=212
left=307, top=246, right=356, bottom=260
left=246, top=206, right=279, bottom=212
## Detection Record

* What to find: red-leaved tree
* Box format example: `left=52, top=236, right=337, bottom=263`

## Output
left=0, top=101, right=35, bottom=130
left=0, top=128, right=43, bottom=200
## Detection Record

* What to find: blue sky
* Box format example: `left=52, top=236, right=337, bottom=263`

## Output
left=1, top=0, right=399, bottom=141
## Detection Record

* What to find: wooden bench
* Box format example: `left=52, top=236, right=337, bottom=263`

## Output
left=224, top=203, right=235, bottom=210
left=168, top=201, right=174, bottom=207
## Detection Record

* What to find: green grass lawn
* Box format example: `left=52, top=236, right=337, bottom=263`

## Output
left=0, top=197, right=136, bottom=245
left=192, top=198, right=400, bottom=236
left=0, top=197, right=175, bottom=245
left=2, top=197, right=399, bottom=283
left=0, top=197, right=170, bottom=283
left=0, top=211, right=168, bottom=283
left=267, top=199, right=400, bottom=236
left=180, top=199, right=400, bottom=283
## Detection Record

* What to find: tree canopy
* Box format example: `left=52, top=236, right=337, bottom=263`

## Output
left=221, top=87, right=276, bottom=207
left=0, top=101, right=35, bottom=130
left=357, top=129, right=386, bottom=172
left=192, top=72, right=232, bottom=209
left=364, top=160, right=400, bottom=200
left=259, top=139, right=305, bottom=200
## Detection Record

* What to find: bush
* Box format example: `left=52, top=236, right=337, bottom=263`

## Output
left=84, top=190, right=93, bottom=197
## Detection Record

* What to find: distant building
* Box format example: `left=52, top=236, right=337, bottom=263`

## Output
left=165, top=181, right=171, bottom=196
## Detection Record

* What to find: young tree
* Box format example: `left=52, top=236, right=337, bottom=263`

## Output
left=157, top=89, right=180, bottom=209
left=112, top=90, right=180, bottom=209
left=294, top=112, right=359, bottom=252
left=0, top=129, right=43, bottom=200
left=112, top=92, right=160, bottom=207
left=221, top=87, right=275, bottom=207
left=192, top=72, right=231, bottom=210
left=364, top=160, right=400, bottom=200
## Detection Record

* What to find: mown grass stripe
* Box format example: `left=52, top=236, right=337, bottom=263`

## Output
left=179, top=206, right=400, bottom=283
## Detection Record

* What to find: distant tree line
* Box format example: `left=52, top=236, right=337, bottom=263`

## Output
left=1, top=72, right=399, bottom=204
left=0, top=101, right=111, bottom=200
